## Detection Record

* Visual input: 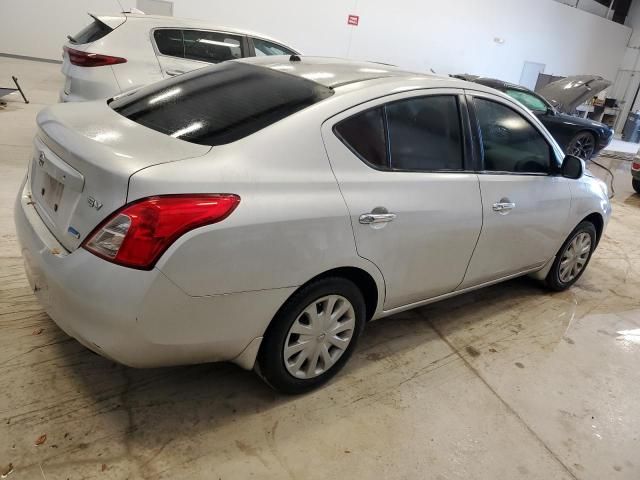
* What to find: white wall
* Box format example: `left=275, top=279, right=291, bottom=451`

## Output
left=172, top=0, right=630, bottom=83
left=0, top=0, right=632, bottom=85
left=0, top=0, right=135, bottom=61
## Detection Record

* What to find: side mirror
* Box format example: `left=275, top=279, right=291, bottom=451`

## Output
left=561, top=154, right=584, bottom=179
left=546, top=107, right=556, bottom=116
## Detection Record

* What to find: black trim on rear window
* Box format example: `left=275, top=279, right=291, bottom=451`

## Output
left=110, top=62, right=334, bottom=146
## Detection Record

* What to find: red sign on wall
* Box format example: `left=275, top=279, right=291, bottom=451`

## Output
left=347, top=14, right=359, bottom=26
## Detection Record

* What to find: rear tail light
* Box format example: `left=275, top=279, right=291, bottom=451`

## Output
left=64, top=46, right=127, bottom=67
left=83, top=194, right=240, bottom=270
left=632, top=160, right=640, bottom=171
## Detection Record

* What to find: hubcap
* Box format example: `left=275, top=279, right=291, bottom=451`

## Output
left=568, top=133, right=595, bottom=160
left=283, top=295, right=356, bottom=379
left=559, top=232, right=592, bottom=283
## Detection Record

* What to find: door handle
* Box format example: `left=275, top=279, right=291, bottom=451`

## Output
left=166, top=69, right=186, bottom=76
left=492, top=202, right=516, bottom=212
left=359, top=213, right=396, bottom=224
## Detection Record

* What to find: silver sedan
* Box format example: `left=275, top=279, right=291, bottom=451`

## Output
left=15, top=56, right=611, bottom=393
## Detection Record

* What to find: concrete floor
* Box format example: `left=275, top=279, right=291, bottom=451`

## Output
left=1, top=57, right=639, bottom=480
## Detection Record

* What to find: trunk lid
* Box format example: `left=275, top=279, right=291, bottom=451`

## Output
left=538, top=75, right=611, bottom=114
left=31, top=101, right=211, bottom=251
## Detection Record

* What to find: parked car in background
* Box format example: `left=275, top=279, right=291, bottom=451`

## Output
left=17, top=57, right=610, bottom=393
left=60, top=13, right=299, bottom=102
left=454, top=74, right=613, bottom=160
left=632, top=156, right=640, bottom=193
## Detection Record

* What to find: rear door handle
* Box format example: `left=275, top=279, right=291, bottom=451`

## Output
left=492, top=202, right=516, bottom=212
left=359, top=213, right=396, bottom=224
left=166, top=69, right=186, bottom=76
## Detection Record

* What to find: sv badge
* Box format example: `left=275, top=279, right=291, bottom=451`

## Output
left=87, top=196, right=103, bottom=211
left=38, top=152, right=45, bottom=167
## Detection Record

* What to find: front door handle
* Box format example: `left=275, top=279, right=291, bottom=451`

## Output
left=359, top=213, right=397, bottom=224
left=166, top=69, right=186, bottom=76
left=492, top=201, right=516, bottom=212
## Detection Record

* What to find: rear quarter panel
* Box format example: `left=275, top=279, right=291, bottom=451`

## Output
left=127, top=108, right=385, bottom=303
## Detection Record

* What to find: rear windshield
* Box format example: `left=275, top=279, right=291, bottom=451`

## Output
left=110, top=62, right=334, bottom=146
left=70, top=19, right=112, bottom=44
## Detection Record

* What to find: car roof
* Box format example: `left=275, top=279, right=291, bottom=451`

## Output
left=454, top=74, right=532, bottom=93
left=238, top=56, right=468, bottom=89
left=121, top=13, right=295, bottom=49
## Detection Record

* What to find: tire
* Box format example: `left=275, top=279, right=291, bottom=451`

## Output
left=545, top=221, right=597, bottom=291
left=633, top=178, right=640, bottom=194
left=566, top=131, right=596, bottom=160
left=256, top=277, right=366, bottom=394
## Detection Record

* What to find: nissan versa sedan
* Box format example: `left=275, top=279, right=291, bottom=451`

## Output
left=15, top=57, right=611, bottom=393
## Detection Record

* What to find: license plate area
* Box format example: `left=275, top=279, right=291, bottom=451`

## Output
left=41, top=173, right=65, bottom=213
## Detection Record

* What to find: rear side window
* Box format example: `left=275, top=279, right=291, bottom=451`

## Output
left=386, top=96, right=463, bottom=171
left=253, top=38, right=296, bottom=56
left=183, top=30, right=244, bottom=63
left=110, top=62, right=334, bottom=146
left=71, top=19, right=113, bottom=45
left=154, top=29, right=184, bottom=58
left=334, top=95, right=464, bottom=172
left=334, top=108, right=387, bottom=169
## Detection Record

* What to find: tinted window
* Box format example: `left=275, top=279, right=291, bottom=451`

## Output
left=474, top=98, right=551, bottom=173
left=72, top=19, right=113, bottom=44
left=387, top=96, right=463, bottom=171
left=253, top=38, right=296, bottom=56
left=183, top=30, right=244, bottom=63
left=334, top=108, right=387, bottom=169
left=111, top=62, right=334, bottom=146
left=505, top=89, right=548, bottom=113
left=154, top=29, right=184, bottom=58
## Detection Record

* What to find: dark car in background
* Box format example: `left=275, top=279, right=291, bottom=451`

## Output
left=454, top=75, right=614, bottom=159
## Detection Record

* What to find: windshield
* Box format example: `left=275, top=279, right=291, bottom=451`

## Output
left=110, top=62, right=334, bottom=146
left=505, top=89, right=549, bottom=113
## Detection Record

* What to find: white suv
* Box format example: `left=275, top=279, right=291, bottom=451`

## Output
left=60, top=13, right=299, bottom=102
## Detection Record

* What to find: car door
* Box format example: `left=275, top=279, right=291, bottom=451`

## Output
left=322, top=90, right=483, bottom=310
left=153, top=28, right=247, bottom=78
left=459, top=92, right=571, bottom=289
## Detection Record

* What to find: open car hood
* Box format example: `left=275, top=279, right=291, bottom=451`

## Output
left=538, top=76, right=611, bottom=114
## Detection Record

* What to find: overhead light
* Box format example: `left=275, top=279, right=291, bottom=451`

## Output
left=494, top=37, right=505, bottom=45
left=148, top=87, right=181, bottom=105
left=301, top=72, right=334, bottom=80
left=197, top=38, right=238, bottom=48
left=171, top=121, right=204, bottom=138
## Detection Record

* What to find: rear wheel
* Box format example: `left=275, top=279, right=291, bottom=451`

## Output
left=545, top=221, right=597, bottom=291
left=567, top=132, right=596, bottom=160
left=633, top=178, right=640, bottom=194
left=256, top=277, right=365, bottom=394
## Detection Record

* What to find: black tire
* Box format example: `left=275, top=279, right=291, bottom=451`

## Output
left=545, top=221, right=597, bottom=291
left=566, top=131, right=596, bottom=160
left=256, top=277, right=366, bottom=394
left=633, top=178, right=640, bottom=194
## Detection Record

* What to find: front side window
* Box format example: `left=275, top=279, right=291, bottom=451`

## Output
left=253, top=38, right=296, bottom=56
left=474, top=98, right=551, bottom=174
left=183, top=30, right=244, bottom=63
left=505, top=89, right=548, bottom=113
left=386, top=96, right=463, bottom=171
left=154, top=29, right=184, bottom=58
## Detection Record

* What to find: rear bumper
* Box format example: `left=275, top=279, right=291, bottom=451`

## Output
left=14, top=179, right=293, bottom=368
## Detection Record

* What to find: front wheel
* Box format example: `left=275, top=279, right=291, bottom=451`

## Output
left=256, top=277, right=365, bottom=394
left=566, top=132, right=596, bottom=160
left=545, top=221, right=597, bottom=291
left=633, top=178, right=640, bottom=194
